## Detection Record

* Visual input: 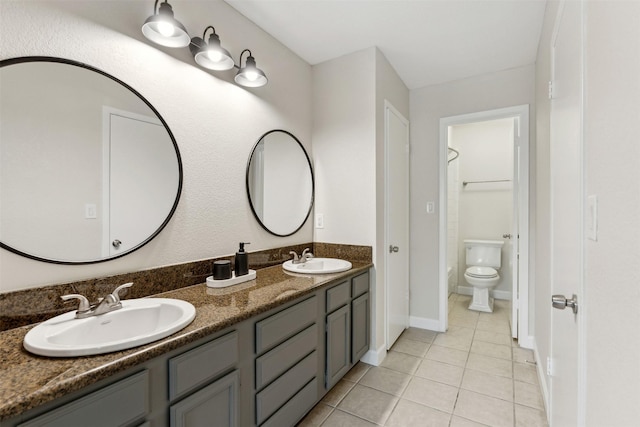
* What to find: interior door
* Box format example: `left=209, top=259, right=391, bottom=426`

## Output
left=108, top=111, right=178, bottom=256
left=550, top=1, right=584, bottom=424
left=385, top=101, right=410, bottom=349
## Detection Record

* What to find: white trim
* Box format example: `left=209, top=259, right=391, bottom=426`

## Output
left=359, top=344, right=387, bottom=366
left=533, top=339, right=551, bottom=424
left=409, top=316, right=444, bottom=332
left=438, top=105, right=530, bottom=341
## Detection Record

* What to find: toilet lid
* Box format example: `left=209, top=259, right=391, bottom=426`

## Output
left=465, top=266, right=498, bottom=278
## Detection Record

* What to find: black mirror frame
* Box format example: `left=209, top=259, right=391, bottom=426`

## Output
left=245, top=129, right=314, bottom=237
left=0, top=56, right=183, bottom=265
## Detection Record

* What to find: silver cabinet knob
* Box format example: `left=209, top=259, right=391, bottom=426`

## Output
left=389, top=245, right=399, bottom=253
left=552, top=294, right=578, bottom=314
left=112, top=239, right=122, bottom=248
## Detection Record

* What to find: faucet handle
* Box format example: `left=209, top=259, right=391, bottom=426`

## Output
left=60, top=294, right=91, bottom=314
left=289, top=251, right=299, bottom=262
left=110, top=282, right=133, bottom=304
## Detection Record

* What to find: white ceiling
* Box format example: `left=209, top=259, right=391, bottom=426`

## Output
left=225, top=0, right=547, bottom=90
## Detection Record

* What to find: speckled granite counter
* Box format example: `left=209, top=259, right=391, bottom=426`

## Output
left=0, top=261, right=372, bottom=421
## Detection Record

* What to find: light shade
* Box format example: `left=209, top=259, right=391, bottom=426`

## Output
left=142, top=1, right=190, bottom=48
left=190, top=28, right=235, bottom=71
left=235, top=52, right=268, bottom=88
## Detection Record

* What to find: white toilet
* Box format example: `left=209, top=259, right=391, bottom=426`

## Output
left=463, top=239, right=504, bottom=312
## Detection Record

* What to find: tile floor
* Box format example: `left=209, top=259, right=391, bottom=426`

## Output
left=297, top=293, right=548, bottom=427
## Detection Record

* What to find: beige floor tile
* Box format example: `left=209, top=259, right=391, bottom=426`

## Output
left=449, top=314, right=480, bottom=329
left=453, top=389, right=514, bottom=427
left=514, top=380, right=545, bottom=410
left=343, top=362, right=371, bottom=382
left=402, top=327, right=438, bottom=343
left=322, top=379, right=356, bottom=407
left=449, top=415, right=490, bottom=427
left=433, top=327, right=474, bottom=352
left=359, top=366, right=411, bottom=396
left=390, top=337, right=430, bottom=357
left=319, top=409, right=378, bottom=427
left=476, top=319, right=511, bottom=335
left=514, top=362, right=539, bottom=385
left=473, top=329, right=513, bottom=347
left=297, top=402, right=333, bottom=426
left=380, top=351, right=421, bottom=375
left=512, top=347, right=535, bottom=364
left=470, top=340, right=512, bottom=361
left=337, top=384, right=398, bottom=425
left=515, top=403, right=549, bottom=426
left=386, top=399, right=451, bottom=427
left=466, top=353, right=513, bottom=378
left=425, top=344, right=469, bottom=367
left=402, top=376, right=459, bottom=413
left=460, top=369, right=514, bottom=401
left=415, top=359, right=464, bottom=387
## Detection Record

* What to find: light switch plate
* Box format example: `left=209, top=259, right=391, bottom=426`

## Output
left=315, top=213, right=324, bottom=229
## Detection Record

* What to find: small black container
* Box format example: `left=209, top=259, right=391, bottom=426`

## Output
left=212, top=260, right=232, bottom=280
left=235, top=242, right=250, bottom=276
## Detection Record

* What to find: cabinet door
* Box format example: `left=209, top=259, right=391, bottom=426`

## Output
left=170, top=371, right=238, bottom=427
left=325, top=305, right=350, bottom=388
left=352, top=292, right=370, bottom=363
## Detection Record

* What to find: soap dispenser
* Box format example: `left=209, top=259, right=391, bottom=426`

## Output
left=235, top=242, right=250, bottom=276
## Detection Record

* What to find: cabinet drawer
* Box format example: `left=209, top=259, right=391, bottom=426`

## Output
left=170, top=370, right=238, bottom=427
left=256, top=323, right=317, bottom=389
left=255, top=296, right=317, bottom=354
left=18, top=370, right=148, bottom=427
left=326, top=281, right=350, bottom=312
left=169, top=331, right=238, bottom=401
left=352, top=272, right=369, bottom=298
left=256, top=351, right=317, bottom=425
left=260, top=377, right=318, bottom=427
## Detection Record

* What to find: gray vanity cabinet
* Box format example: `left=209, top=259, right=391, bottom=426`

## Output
left=168, top=332, right=239, bottom=427
left=325, top=272, right=370, bottom=389
left=254, top=296, right=319, bottom=426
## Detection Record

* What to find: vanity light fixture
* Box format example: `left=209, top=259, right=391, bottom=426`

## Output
left=189, top=26, right=235, bottom=71
left=142, top=0, right=190, bottom=48
left=234, top=49, right=268, bottom=88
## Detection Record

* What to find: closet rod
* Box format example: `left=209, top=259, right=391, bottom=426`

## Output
left=463, top=179, right=511, bottom=186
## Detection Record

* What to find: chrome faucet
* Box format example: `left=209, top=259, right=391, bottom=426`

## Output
left=61, top=282, right=133, bottom=319
left=301, top=248, right=314, bottom=263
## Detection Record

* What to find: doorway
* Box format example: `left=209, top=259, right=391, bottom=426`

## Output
left=438, top=105, right=531, bottom=348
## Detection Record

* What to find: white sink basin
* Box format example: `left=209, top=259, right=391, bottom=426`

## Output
left=282, top=258, right=352, bottom=274
left=23, top=298, right=196, bottom=357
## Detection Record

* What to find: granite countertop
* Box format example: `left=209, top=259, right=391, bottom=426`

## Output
left=0, top=261, right=372, bottom=421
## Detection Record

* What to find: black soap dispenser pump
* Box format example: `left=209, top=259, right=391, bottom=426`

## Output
left=235, top=242, right=250, bottom=276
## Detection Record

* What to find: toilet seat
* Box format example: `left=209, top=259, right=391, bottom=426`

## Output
left=465, top=266, right=498, bottom=278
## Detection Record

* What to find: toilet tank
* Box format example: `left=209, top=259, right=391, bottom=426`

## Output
left=464, top=239, right=503, bottom=268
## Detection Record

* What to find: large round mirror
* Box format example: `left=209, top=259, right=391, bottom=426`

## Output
left=246, top=130, right=314, bottom=236
left=0, top=57, right=182, bottom=264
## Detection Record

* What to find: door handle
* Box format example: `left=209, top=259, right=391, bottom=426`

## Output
left=389, top=245, right=399, bottom=253
left=552, top=294, right=578, bottom=314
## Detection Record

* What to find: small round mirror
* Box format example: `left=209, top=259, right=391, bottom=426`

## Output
left=246, top=130, right=314, bottom=236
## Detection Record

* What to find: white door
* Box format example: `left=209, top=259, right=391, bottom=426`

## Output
left=106, top=110, right=178, bottom=256
left=550, top=1, right=584, bottom=425
left=385, top=101, right=410, bottom=349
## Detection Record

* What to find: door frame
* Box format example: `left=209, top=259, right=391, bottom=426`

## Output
left=438, top=105, right=532, bottom=348
left=384, top=100, right=410, bottom=350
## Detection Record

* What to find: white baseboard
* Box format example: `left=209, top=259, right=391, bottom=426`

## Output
left=533, top=339, right=551, bottom=423
left=409, top=316, right=444, bottom=332
left=360, top=343, right=386, bottom=366
left=456, top=285, right=511, bottom=301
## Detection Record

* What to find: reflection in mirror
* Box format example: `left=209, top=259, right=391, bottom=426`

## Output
left=0, top=57, right=182, bottom=264
left=246, top=130, right=314, bottom=236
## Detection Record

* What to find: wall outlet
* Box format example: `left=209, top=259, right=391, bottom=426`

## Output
left=315, top=213, right=324, bottom=229
left=426, top=201, right=435, bottom=214
left=85, top=203, right=97, bottom=219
